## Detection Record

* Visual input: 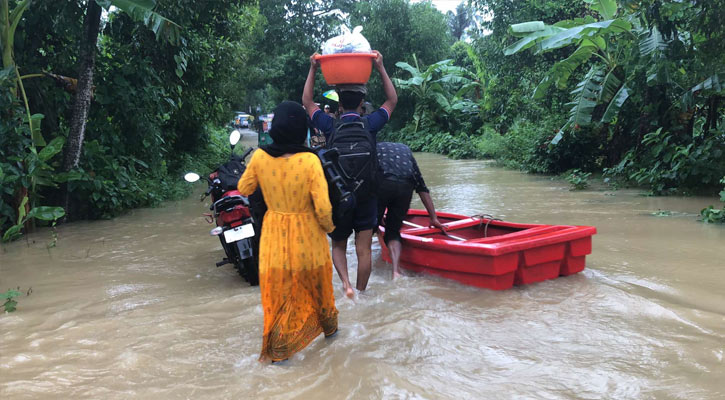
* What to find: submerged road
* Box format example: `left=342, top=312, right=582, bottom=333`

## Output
left=1, top=133, right=724, bottom=399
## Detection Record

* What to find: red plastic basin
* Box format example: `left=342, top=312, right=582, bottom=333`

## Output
left=314, top=53, right=377, bottom=85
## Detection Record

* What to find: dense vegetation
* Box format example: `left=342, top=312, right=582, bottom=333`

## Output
left=2, top=0, right=724, bottom=241
left=1, top=0, right=262, bottom=240
left=386, top=0, right=725, bottom=219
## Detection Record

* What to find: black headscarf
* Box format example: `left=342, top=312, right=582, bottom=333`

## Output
left=261, top=101, right=315, bottom=157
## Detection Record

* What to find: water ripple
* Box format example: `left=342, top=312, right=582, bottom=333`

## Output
left=1, top=147, right=723, bottom=399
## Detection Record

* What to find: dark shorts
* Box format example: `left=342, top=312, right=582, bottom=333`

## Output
left=376, top=179, right=414, bottom=244
left=329, top=195, right=378, bottom=241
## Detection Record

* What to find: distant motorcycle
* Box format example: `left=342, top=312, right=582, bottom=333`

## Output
left=184, top=130, right=259, bottom=285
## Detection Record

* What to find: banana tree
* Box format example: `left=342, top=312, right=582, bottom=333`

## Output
left=1, top=0, right=66, bottom=236
left=395, top=54, right=477, bottom=133
left=504, top=0, right=643, bottom=143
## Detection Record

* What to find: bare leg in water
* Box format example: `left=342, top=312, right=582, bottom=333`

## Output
left=387, top=239, right=403, bottom=279
left=331, top=239, right=355, bottom=298
left=355, top=229, right=373, bottom=291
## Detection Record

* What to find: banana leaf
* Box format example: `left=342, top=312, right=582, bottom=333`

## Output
left=536, top=19, right=632, bottom=54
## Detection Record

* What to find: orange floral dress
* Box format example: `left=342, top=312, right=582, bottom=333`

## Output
left=237, top=150, right=338, bottom=361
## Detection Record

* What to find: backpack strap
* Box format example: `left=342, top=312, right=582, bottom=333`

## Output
left=360, top=116, right=370, bottom=131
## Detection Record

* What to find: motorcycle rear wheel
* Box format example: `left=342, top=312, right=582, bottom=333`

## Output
left=222, top=235, right=258, bottom=286
left=234, top=257, right=259, bottom=286
left=242, top=257, right=259, bottom=286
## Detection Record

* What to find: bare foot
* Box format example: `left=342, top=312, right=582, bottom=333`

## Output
left=342, top=283, right=355, bottom=299
left=392, top=270, right=402, bottom=280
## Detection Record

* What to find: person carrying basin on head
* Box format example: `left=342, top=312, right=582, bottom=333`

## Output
left=302, top=50, right=398, bottom=298
left=376, top=142, right=445, bottom=280
left=237, top=101, right=338, bottom=363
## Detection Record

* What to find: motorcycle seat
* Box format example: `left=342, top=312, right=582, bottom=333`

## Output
left=211, top=195, right=249, bottom=212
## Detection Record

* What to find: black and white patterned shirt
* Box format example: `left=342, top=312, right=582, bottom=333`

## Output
left=376, top=142, right=429, bottom=193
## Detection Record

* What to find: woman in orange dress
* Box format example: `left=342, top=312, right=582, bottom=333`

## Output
left=237, top=101, right=338, bottom=363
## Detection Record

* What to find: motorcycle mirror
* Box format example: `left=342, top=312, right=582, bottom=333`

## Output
left=229, top=130, right=241, bottom=146
left=184, top=172, right=200, bottom=183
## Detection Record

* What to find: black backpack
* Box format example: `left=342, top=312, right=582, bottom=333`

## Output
left=317, top=148, right=357, bottom=224
left=216, top=156, right=246, bottom=191
left=326, top=117, right=377, bottom=200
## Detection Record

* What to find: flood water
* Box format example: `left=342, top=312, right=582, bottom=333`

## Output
left=2, top=133, right=724, bottom=399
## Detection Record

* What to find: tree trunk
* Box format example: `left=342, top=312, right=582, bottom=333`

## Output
left=706, top=95, right=719, bottom=134
left=62, top=0, right=102, bottom=220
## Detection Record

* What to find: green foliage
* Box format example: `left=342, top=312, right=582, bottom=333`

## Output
left=2, top=202, right=65, bottom=242
left=447, top=2, right=474, bottom=40
left=1, top=0, right=31, bottom=69
left=700, top=206, right=724, bottom=223
left=3, top=0, right=724, bottom=235
left=467, top=0, right=585, bottom=133
left=1, top=289, right=22, bottom=312
left=394, top=55, right=478, bottom=134
left=476, top=122, right=545, bottom=170
left=173, top=126, right=239, bottom=184
left=584, top=0, right=618, bottom=20
left=390, top=50, right=491, bottom=161
left=65, top=125, right=232, bottom=220
left=96, top=0, right=181, bottom=44
left=346, top=0, right=454, bottom=125
left=0, top=0, right=68, bottom=239
left=474, top=118, right=603, bottom=174
left=566, top=169, right=592, bottom=190
left=700, top=177, right=725, bottom=223
left=501, top=0, right=725, bottom=158
left=2, top=0, right=264, bottom=239
left=473, top=0, right=725, bottom=201
left=0, top=64, right=69, bottom=240
left=381, top=125, right=482, bottom=160
left=504, top=2, right=637, bottom=143
left=252, top=0, right=348, bottom=105
left=606, top=126, right=725, bottom=195
left=348, top=0, right=453, bottom=70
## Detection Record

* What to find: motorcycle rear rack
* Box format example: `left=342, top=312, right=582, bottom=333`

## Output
left=211, top=195, right=250, bottom=213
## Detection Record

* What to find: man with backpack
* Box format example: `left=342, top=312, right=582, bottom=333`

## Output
left=302, top=50, right=397, bottom=298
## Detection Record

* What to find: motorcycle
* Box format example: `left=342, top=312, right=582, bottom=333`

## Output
left=184, top=130, right=260, bottom=285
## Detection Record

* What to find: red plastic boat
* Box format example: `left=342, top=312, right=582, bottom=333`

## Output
left=378, top=210, right=596, bottom=290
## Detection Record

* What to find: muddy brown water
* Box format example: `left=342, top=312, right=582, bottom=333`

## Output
left=2, top=133, right=724, bottom=399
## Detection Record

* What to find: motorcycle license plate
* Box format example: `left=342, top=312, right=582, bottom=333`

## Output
left=223, top=224, right=254, bottom=243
